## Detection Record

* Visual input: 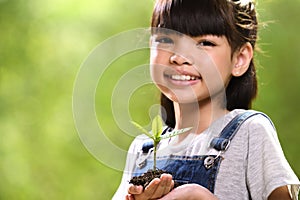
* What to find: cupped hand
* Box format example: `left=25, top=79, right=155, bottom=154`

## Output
left=158, top=183, right=218, bottom=200
left=127, top=173, right=174, bottom=200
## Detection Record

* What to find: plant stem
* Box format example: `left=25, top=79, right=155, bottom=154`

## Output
left=153, top=141, right=159, bottom=170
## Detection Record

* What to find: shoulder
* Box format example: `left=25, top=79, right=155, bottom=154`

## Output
left=244, top=110, right=275, bottom=128
left=229, top=110, right=287, bottom=164
left=228, top=109, right=277, bottom=139
left=240, top=110, right=278, bottom=141
left=222, top=109, right=280, bottom=153
left=230, top=109, right=274, bottom=126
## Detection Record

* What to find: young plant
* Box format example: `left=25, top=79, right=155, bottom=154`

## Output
left=131, top=115, right=192, bottom=170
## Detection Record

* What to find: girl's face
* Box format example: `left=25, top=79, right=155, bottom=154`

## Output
left=150, top=30, right=237, bottom=104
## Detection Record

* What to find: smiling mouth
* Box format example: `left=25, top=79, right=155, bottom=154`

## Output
left=164, top=74, right=201, bottom=81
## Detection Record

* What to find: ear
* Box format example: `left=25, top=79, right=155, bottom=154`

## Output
left=232, top=42, right=253, bottom=77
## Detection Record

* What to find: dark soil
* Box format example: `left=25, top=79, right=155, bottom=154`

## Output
left=129, top=169, right=179, bottom=189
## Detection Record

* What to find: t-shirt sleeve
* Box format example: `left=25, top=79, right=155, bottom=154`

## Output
left=246, top=114, right=300, bottom=200
left=112, top=136, right=144, bottom=200
left=112, top=138, right=138, bottom=199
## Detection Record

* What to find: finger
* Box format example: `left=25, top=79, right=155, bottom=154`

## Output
left=159, top=174, right=173, bottom=194
left=163, top=178, right=174, bottom=194
left=170, top=179, right=175, bottom=190
left=143, top=178, right=161, bottom=197
left=161, top=173, right=174, bottom=191
left=125, top=194, right=135, bottom=200
left=128, top=184, right=144, bottom=195
left=130, top=194, right=136, bottom=200
left=150, top=174, right=173, bottom=198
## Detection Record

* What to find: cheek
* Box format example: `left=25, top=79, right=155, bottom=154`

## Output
left=150, top=49, right=158, bottom=64
left=208, top=53, right=233, bottom=82
left=194, top=55, right=231, bottom=97
left=150, top=49, right=170, bottom=64
left=150, top=49, right=170, bottom=83
left=217, top=59, right=234, bottom=86
left=150, top=65, right=164, bottom=87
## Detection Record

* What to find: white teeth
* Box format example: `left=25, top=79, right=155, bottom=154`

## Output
left=170, top=75, right=198, bottom=81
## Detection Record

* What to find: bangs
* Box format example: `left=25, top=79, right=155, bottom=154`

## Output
left=151, top=0, right=233, bottom=37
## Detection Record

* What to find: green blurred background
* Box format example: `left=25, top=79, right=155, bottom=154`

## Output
left=0, top=0, right=299, bottom=199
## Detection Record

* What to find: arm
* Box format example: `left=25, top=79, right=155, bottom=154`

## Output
left=128, top=176, right=218, bottom=200
left=246, top=115, right=299, bottom=199
left=268, top=186, right=292, bottom=200
left=159, top=184, right=218, bottom=200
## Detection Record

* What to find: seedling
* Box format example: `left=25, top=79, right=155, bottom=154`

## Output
left=131, top=115, right=192, bottom=170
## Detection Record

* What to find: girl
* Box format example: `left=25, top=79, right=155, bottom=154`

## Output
left=113, top=0, right=300, bottom=199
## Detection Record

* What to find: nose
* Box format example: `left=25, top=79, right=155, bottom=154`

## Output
left=169, top=53, right=193, bottom=66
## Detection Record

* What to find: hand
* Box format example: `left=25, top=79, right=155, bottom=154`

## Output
left=158, top=184, right=218, bottom=200
left=127, top=173, right=174, bottom=200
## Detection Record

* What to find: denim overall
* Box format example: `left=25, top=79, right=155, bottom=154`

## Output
left=133, top=111, right=267, bottom=193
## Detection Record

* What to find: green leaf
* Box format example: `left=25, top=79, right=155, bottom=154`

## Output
left=152, top=115, right=163, bottom=139
left=130, top=121, right=153, bottom=139
left=160, top=127, right=192, bottom=140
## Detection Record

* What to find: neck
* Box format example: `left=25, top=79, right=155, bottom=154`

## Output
left=173, top=98, right=228, bottom=136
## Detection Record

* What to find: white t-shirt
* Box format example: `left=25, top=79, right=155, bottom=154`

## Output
left=113, top=109, right=300, bottom=200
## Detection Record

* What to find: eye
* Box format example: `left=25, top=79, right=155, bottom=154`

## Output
left=197, top=40, right=216, bottom=47
left=154, top=36, right=174, bottom=44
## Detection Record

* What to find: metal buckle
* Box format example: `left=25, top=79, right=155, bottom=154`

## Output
left=204, top=151, right=222, bottom=169
left=136, top=148, right=153, bottom=169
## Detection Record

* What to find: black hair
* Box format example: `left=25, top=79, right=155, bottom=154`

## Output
left=151, top=0, right=258, bottom=128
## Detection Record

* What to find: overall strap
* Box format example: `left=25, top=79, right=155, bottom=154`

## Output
left=210, top=111, right=268, bottom=151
